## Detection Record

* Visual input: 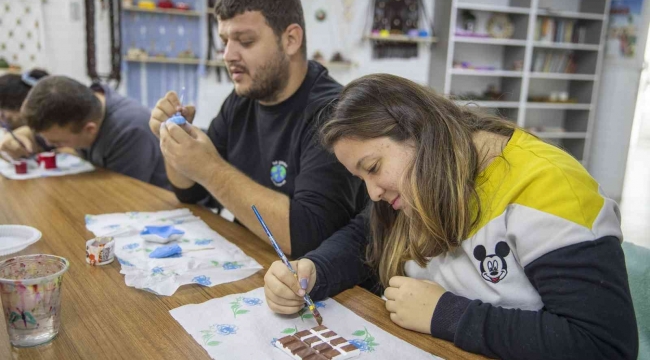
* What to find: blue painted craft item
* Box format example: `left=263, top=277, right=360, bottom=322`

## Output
left=167, top=87, right=187, bottom=126
left=251, top=205, right=323, bottom=325
left=148, top=243, right=215, bottom=259
left=140, top=225, right=185, bottom=244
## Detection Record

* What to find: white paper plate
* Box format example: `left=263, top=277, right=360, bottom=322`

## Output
left=0, top=225, right=42, bottom=256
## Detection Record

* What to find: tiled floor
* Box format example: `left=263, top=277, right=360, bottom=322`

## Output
left=620, top=93, right=650, bottom=248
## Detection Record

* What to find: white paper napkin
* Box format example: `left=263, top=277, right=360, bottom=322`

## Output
left=0, top=152, right=95, bottom=180
left=85, top=209, right=263, bottom=296
left=170, top=287, right=441, bottom=360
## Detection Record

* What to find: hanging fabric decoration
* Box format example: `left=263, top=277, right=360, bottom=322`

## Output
left=85, top=0, right=122, bottom=88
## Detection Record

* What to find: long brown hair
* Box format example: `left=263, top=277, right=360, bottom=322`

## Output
left=321, top=74, right=515, bottom=287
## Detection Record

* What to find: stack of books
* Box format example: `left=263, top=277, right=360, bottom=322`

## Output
left=532, top=51, right=577, bottom=73
left=536, top=17, right=587, bottom=44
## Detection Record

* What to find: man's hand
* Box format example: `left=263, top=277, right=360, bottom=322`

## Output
left=149, top=91, right=196, bottom=138
left=0, top=126, right=36, bottom=159
left=159, top=122, right=222, bottom=185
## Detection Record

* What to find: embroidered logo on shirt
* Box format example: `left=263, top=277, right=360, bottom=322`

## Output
left=473, top=242, right=510, bottom=284
left=270, top=160, right=288, bottom=187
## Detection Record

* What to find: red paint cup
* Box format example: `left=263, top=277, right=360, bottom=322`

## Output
left=37, top=152, right=57, bottom=170
left=14, top=161, right=27, bottom=174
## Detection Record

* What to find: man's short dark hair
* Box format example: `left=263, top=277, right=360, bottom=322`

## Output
left=215, top=0, right=307, bottom=58
left=0, top=69, right=49, bottom=111
left=22, top=76, right=103, bottom=133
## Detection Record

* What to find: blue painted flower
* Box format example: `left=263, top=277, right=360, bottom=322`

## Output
left=117, top=258, right=134, bottom=267
left=123, top=243, right=140, bottom=250
left=152, top=266, right=164, bottom=275
left=173, top=219, right=185, bottom=225
left=271, top=337, right=278, bottom=347
left=195, top=239, right=212, bottom=246
left=106, top=224, right=121, bottom=229
left=193, top=275, right=212, bottom=286
left=211, top=324, right=238, bottom=335
left=349, top=339, right=370, bottom=352
left=222, top=262, right=243, bottom=270
left=315, top=301, right=326, bottom=309
left=242, top=297, right=263, bottom=306
left=85, top=215, right=97, bottom=225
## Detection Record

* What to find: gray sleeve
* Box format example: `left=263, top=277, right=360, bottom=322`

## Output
left=104, top=127, right=162, bottom=184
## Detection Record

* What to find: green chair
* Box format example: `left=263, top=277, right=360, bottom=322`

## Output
left=623, top=241, right=650, bottom=360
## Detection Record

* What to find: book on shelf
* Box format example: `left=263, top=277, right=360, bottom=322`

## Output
left=536, top=17, right=587, bottom=44
left=532, top=50, right=576, bottom=73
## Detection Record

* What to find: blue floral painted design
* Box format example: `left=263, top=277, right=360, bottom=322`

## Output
left=152, top=266, right=164, bottom=275
left=106, top=224, right=121, bottom=229
left=212, top=324, right=238, bottom=335
left=223, top=261, right=244, bottom=270
left=193, top=275, right=212, bottom=286
left=117, top=258, right=134, bottom=267
left=123, top=243, right=140, bottom=250
left=84, top=215, right=97, bottom=225
left=351, top=327, right=378, bottom=352
left=173, top=219, right=185, bottom=225
left=315, top=301, right=326, bottom=309
left=195, top=239, right=212, bottom=246
left=271, top=337, right=278, bottom=347
left=349, top=339, right=371, bottom=352
left=242, top=297, right=263, bottom=306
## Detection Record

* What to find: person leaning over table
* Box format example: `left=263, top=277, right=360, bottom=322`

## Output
left=263, top=74, right=638, bottom=360
left=149, top=0, right=367, bottom=258
left=0, top=69, right=49, bottom=130
left=0, top=76, right=170, bottom=189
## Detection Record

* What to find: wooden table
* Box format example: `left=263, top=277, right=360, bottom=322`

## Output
left=0, top=170, right=484, bottom=359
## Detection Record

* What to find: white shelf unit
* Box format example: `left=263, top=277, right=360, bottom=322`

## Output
left=439, top=0, right=611, bottom=165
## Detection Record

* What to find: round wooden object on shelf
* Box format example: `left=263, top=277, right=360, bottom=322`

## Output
left=487, top=14, right=514, bottom=39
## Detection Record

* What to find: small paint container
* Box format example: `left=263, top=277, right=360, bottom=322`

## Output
left=37, top=152, right=57, bottom=170
left=85, top=237, right=115, bottom=266
left=14, top=161, right=27, bottom=174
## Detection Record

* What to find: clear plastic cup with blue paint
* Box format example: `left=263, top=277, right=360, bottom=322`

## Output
left=0, top=254, right=70, bottom=347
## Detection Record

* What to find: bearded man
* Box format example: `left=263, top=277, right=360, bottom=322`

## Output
left=149, top=0, right=367, bottom=257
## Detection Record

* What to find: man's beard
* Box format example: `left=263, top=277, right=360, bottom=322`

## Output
left=234, top=47, right=290, bottom=103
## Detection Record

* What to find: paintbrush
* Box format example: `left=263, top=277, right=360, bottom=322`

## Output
left=0, top=117, right=33, bottom=159
left=252, top=205, right=323, bottom=325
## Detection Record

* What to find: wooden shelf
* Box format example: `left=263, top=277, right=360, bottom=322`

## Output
left=365, top=35, right=438, bottom=44
left=454, top=37, right=528, bottom=46
left=456, top=3, right=530, bottom=14
left=536, top=9, right=605, bottom=21
left=455, top=100, right=520, bottom=108
left=526, top=102, right=591, bottom=110
left=531, top=131, right=588, bottom=139
left=533, top=41, right=600, bottom=51
left=451, top=69, right=523, bottom=77
left=125, top=56, right=225, bottom=67
left=122, top=5, right=202, bottom=17
left=529, top=72, right=597, bottom=81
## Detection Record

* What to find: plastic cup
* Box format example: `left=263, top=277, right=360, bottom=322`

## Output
left=0, top=255, right=69, bottom=347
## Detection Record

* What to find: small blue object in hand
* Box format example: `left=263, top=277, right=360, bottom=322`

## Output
left=149, top=243, right=183, bottom=258
left=167, top=115, right=187, bottom=126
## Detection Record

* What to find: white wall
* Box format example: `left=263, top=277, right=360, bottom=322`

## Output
left=590, top=1, right=650, bottom=201
left=40, top=0, right=114, bottom=86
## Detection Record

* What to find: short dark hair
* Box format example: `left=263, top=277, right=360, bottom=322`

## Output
left=22, top=76, right=103, bottom=133
left=215, top=0, right=307, bottom=57
left=0, top=69, right=49, bottom=111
